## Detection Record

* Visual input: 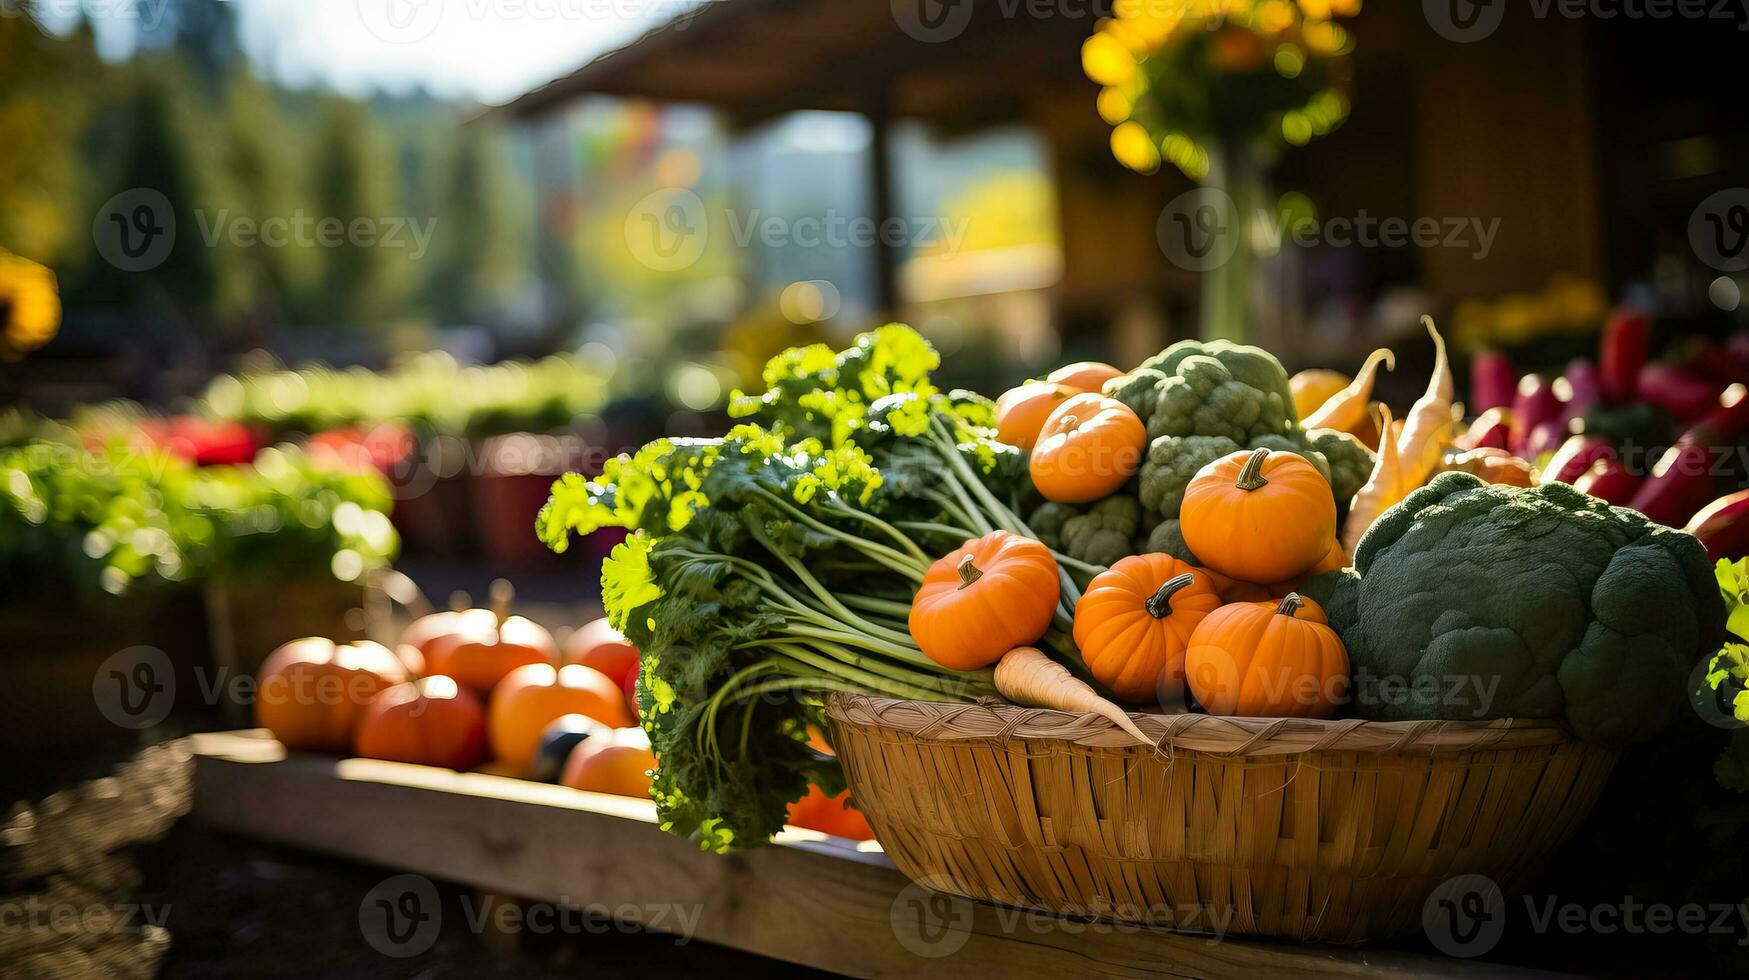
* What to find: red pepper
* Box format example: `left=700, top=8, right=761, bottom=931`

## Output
left=1556, top=360, right=1602, bottom=429
left=1457, top=407, right=1512, bottom=451
left=1573, top=457, right=1640, bottom=505
left=1508, top=375, right=1562, bottom=455
left=1684, top=490, right=1749, bottom=562
left=1637, top=363, right=1721, bottom=423
left=1470, top=350, right=1516, bottom=414
left=1542, top=434, right=1615, bottom=485
left=1626, top=385, right=1748, bottom=526
left=1600, top=308, right=1650, bottom=403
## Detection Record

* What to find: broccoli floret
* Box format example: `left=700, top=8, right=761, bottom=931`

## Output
left=1137, top=338, right=1301, bottom=424
left=1059, top=495, right=1141, bottom=567
left=1027, top=500, right=1080, bottom=552
left=1306, top=428, right=1374, bottom=505
left=1143, top=518, right=1197, bottom=563
left=1329, top=471, right=1724, bottom=746
left=1137, top=434, right=1243, bottom=515
left=1150, top=355, right=1295, bottom=444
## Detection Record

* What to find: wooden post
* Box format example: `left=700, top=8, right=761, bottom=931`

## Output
left=867, top=103, right=900, bottom=317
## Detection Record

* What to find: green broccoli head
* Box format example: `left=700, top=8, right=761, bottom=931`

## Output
left=1306, top=428, right=1374, bottom=505
left=1150, top=356, right=1295, bottom=444
left=1059, top=495, right=1141, bottom=567
left=1143, top=518, right=1197, bottom=563
left=1331, top=471, right=1724, bottom=746
left=1109, top=340, right=1296, bottom=448
left=1027, top=500, right=1080, bottom=552
left=1138, top=434, right=1242, bottom=516
left=1137, top=338, right=1300, bottom=424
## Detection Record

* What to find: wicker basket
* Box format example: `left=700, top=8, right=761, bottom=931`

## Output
left=826, top=694, right=1617, bottom=943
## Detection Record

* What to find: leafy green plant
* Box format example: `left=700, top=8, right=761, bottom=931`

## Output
left=0, top=438, right=397, bottom=606
left=1705, top=559, right=1749, bottom=789
left=539, top=325, right=1089, bottom=852
left=201, top=350, right=616, bottom=439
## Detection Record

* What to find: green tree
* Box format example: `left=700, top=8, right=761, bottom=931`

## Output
left=427, top=123, right=523, bottom=324
left=308, top=96, right=406, bottom=327
left=0, top=10, right=102, bottom=265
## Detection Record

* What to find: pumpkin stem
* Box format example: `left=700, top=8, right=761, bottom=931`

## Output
left=1145, top=573, right=1196, bottom=619
left=1276, top=592, right=1304, bottom=618
left=956, top=553, right=984, bottom=589
left=488, top=578, right=514, bottom=624
left=1235, top=448, right=1271, bottom=491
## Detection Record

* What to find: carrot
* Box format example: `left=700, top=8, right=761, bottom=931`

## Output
left=1341, top=405, right=1403, bottom=554
left=1302, top=348, right=1395, bottom=433
left=1394, top=316, right=1455, bottom=491
left=993, top=646, right=1157, bottom=746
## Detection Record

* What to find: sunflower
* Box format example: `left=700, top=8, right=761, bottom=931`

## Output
left=0, top=250, right=61, bottom=360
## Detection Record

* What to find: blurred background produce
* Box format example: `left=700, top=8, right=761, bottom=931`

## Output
left=6, top=0, right=1749, bottom=974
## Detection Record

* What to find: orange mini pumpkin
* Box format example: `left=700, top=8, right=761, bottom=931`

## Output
left=255, top=638, right=408, bottom=754
left=564, top=617, right=640, bottom=690
left=1073, top=555, right=1221, bottom=704
left=354, top=675, right=488, bottom=770
left=424, top=582, right=558, bottom=698
left=1029, top=393, right=1147, bottom=503
left=786, top=785, right=876, bottom=841
left=1046, top=361, right=1124, bottom=393
left=910, top=530, right=1060, bottom=670
left=560, top=726, right=657, bottom=799
left=1180, top=448, right=1336, bottom=584
left=489, top=662, right=637, bottom=775
left=995, top=381, right=1077, bottom=451
left=1184, top=593, right=1348, bottom=718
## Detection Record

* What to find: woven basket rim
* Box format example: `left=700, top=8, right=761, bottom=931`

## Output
left=826, top=693, right=1585, bottom=756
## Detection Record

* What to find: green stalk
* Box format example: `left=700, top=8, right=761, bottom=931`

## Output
left=752, top=486, right=924, bottom=577
left=745, top=521, right=918, bottom=637
left=823, top=499, right=928, bottom=563
left=778, top=621, right=932, bottom=667
left=896, top=520, right=978, bottom=540
left=764, top=643, right=957, bottom=701
left=839, top=593, right=915, bottom=620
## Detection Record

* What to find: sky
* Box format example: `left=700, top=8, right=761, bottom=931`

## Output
left=46, top=0, right=704, bottom=103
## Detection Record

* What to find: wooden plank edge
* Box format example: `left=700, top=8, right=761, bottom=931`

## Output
left=187, top=732, right=1573, bottom=980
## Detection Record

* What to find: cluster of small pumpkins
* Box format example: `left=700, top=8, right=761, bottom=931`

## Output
left=253, top=581, right=654, bottom=799
left=912, top=445, right=1352, bottom=718
left=252, top=582, right=878, bottom=839
left=994, top=361, right=1144, bottom=503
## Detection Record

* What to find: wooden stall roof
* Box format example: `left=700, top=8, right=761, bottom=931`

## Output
left=496, top=0, right=1111, bottom=128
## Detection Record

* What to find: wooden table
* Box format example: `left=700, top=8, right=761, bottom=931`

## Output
left=187, top=731, right=1564, bottom=979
